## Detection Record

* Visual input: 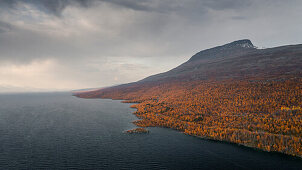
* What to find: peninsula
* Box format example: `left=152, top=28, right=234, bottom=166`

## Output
left=75, top=40, right=302, bottom=158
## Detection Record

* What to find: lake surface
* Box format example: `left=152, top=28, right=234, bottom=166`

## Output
left=0, top=92, right=301, bottom=169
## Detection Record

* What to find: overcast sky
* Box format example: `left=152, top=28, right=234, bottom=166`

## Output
left=0, top=0, right=301, bottom=92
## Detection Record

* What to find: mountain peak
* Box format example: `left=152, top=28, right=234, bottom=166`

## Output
left=188, top=39, right=256, bottom=62
left=228, top=39, right=254, bottom=48
left=141, top=41, right=302, bottom=82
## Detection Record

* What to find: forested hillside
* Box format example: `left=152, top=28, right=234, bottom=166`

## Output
left=75, top=40, right=302, bottom=157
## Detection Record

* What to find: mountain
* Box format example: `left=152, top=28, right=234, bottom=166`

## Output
left=75, top=39, right=302, bottom=94
left=141, top=39, right=302, bottom=82
left=75, top=40, right=302, bottom=158
left=0, top=85, right=52, bottom=93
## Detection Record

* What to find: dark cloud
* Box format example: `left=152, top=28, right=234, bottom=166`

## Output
left=99, top=0, right=255, bottom=13
left=0, top=0, right=301, bottom=91
left=0, top=21, right=12, bottom=33
left=202, top=0, right=252, bottom=10
left=33, top=0, right=95, bottom=15
left=0, top=0, right=94, bottom=16
left=0, top=0, right=266, bottom=16
left=101, top=0, right=157, bottom=11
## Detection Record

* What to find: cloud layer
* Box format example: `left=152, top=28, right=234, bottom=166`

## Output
left=0, top=0, right=302, bottom=91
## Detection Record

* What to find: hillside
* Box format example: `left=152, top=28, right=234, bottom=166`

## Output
left=142, top=39, right=302, bottom=82
left=75, top=40, right=302, bottom=158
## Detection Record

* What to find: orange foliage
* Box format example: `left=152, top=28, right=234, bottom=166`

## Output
left=76, top=78, right=302, bottom=158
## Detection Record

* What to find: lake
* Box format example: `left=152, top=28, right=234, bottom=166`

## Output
left=0, top=92, right=301, bottom=169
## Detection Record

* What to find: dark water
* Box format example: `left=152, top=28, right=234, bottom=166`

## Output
left=0, top=93, right=301, bottom=169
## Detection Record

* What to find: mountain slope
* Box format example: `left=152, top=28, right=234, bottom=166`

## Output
left=75, top=40, right=302, bottom=158
left=141, top=39, right=302, bottom=82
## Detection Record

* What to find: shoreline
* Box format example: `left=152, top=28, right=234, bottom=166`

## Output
left=121, top=99, right=302, bottom=159
left=73, top=94, right=302, bottom=159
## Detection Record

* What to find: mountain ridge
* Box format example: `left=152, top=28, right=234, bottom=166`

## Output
left=140, top=39, right=302, bottom=82
left=188, top=39, right=255, bottom=62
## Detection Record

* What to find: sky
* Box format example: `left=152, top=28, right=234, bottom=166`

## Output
left=0, top=0, right=302, bottom=92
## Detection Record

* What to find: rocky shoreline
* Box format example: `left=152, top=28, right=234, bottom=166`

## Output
left=125, top=128, right=149, bottom=134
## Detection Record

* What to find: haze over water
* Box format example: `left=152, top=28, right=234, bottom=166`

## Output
left=0, top=93, right=301, bottom=169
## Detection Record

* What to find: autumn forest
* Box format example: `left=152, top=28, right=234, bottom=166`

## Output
left=75, top=40, right=302, bottom=158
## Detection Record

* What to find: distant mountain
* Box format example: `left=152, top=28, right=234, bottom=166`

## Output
left=72, top=87, right=104, bottom=93
left=141, top=39, right=302, bottom=82
left=0, top=85, right=50, bottom=93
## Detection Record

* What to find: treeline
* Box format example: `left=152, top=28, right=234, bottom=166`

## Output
left=76, top=78, right=302, bottom=157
